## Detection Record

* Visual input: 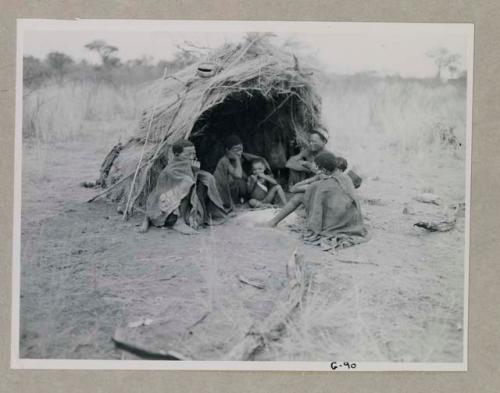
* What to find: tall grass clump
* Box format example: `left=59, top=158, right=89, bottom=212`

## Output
left=320, top=75, right=467, bottom=176
left=23, top=70, right=467, bottom=178
left=22, top=46, right=200, bottom=145
left=23, top=80, right=147, bottom=143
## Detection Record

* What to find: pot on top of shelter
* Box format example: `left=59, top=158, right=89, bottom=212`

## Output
left=197, top=62, right=219, bottom=78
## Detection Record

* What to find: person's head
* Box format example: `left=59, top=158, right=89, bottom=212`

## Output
left=172, top=140, right=196, bottom=161
left=314, top=151, right=338, bottom=175
left=309, top=129, right=328, bottom=152
left=224, top=135, right=243, bottom=157
left=251, top=159, right=267, bottom=175
left=335, top=156, right=348, bottom=172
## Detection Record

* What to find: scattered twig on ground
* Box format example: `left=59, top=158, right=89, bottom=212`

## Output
left=187, top=311, right=210, bottom=331
left=363, top=198, right=386, bottom=206
left=227, top=251, right=310, bottom=360
left=158, top=274, right=178, bottom=282
left=414, top=219, right=456, bottom=232
left=112, top=327, right=189, bottom=360
left=336, top=259, right=380, bottom=267
left=236, top=275, right=266, bottom=289
left=180, top=311, right=211, bottom=341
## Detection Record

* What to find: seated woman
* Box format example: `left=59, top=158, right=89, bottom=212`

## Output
left=139, top=140, right=226, bottom=235
left=286, top=129, right=362, bottom=189
left=286, top=130, right=327, bottom=187
left=267, top=152, right=369, bottom=250
left=288, top=156, right=348, bottom=195
left=247, top=158, right=287, bottom=208
left=213, top=135, right=271, bottom=211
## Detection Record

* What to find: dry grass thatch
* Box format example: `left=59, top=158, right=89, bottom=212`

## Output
left=137, top=33, right=321, bottom=144
left=92, top=34, right=323, bottom=216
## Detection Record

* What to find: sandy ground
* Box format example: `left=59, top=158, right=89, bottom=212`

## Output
left=19, top=134, right=466, bottom=362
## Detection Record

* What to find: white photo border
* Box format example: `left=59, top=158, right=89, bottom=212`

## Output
left=11, top=19, right=474, bottom=371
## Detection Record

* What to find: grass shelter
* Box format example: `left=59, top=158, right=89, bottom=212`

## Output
left=92, top=34, right=324, bottom=217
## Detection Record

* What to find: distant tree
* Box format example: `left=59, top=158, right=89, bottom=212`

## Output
left=23, top=55, right=47, bottom=92
left=45, top=52, right=74, bottom=82
left=46, top=51, right=74, bottom=70
left=426, top=48, right=462, bottom=80
left=84, top=40, right=121, bottom=68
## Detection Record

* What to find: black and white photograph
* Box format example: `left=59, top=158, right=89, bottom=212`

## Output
left=12, top=20, right=473, bottom=370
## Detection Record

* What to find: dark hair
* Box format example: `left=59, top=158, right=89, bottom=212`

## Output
left=251, top=158, right=267, bottom=169
left=335, top=156, right=348, bottom=171
left=224, top=134, right=243, bottom=150
left=310, top=129, right=328, bottom=144
left=252, top=158, right=266, bottom=166
left=314, top=151, right=338, bottom=172
left=172, top=139, right=194, bottom=155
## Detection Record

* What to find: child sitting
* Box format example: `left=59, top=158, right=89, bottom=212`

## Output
left=247, top=158, right=287, bottom=208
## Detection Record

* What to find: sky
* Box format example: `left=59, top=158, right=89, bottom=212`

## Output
left=22, top=22, right=471, bottom=78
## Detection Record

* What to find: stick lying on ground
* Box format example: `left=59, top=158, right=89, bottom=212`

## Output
left=414, top=219, right=456, bottom=232
left=112, top=327, right=189, bottom=360
left=336, top=258, right=379, bottom=267
left=227, top=251, right=310, bottom=360
left=236, top=274, right=266, bottom=289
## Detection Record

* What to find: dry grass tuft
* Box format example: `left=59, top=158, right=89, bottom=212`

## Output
left=23, top=80, right=147, bottom=143
left=321, top=76, right=466, bottom=178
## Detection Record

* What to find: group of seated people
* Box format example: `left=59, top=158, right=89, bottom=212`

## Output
left=138, top=130, right=368, bottom=248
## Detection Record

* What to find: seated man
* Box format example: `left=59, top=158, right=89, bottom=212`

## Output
left=268, top=151, right=369, bottom=250
left=139, top=140, right=226, bottom=234
left=286, top=128, right=362, bottom=189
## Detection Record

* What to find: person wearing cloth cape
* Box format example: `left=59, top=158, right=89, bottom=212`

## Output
left=268, top=151, right=369, bottom=250
left=139, top=140, right=227, bottom=235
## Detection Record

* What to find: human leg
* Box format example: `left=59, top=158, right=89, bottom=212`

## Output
left=262, top=185, right=287, bottom=206
left=275, top=185, right=287, bottom=205
left=261, top=186, right=278, bottom=204
left=267, top=193, right=304, bottom=227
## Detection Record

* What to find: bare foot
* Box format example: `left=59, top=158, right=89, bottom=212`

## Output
left=137, top=219, right=150, bottom=233
left=172, top=221, right=198, bottom=235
